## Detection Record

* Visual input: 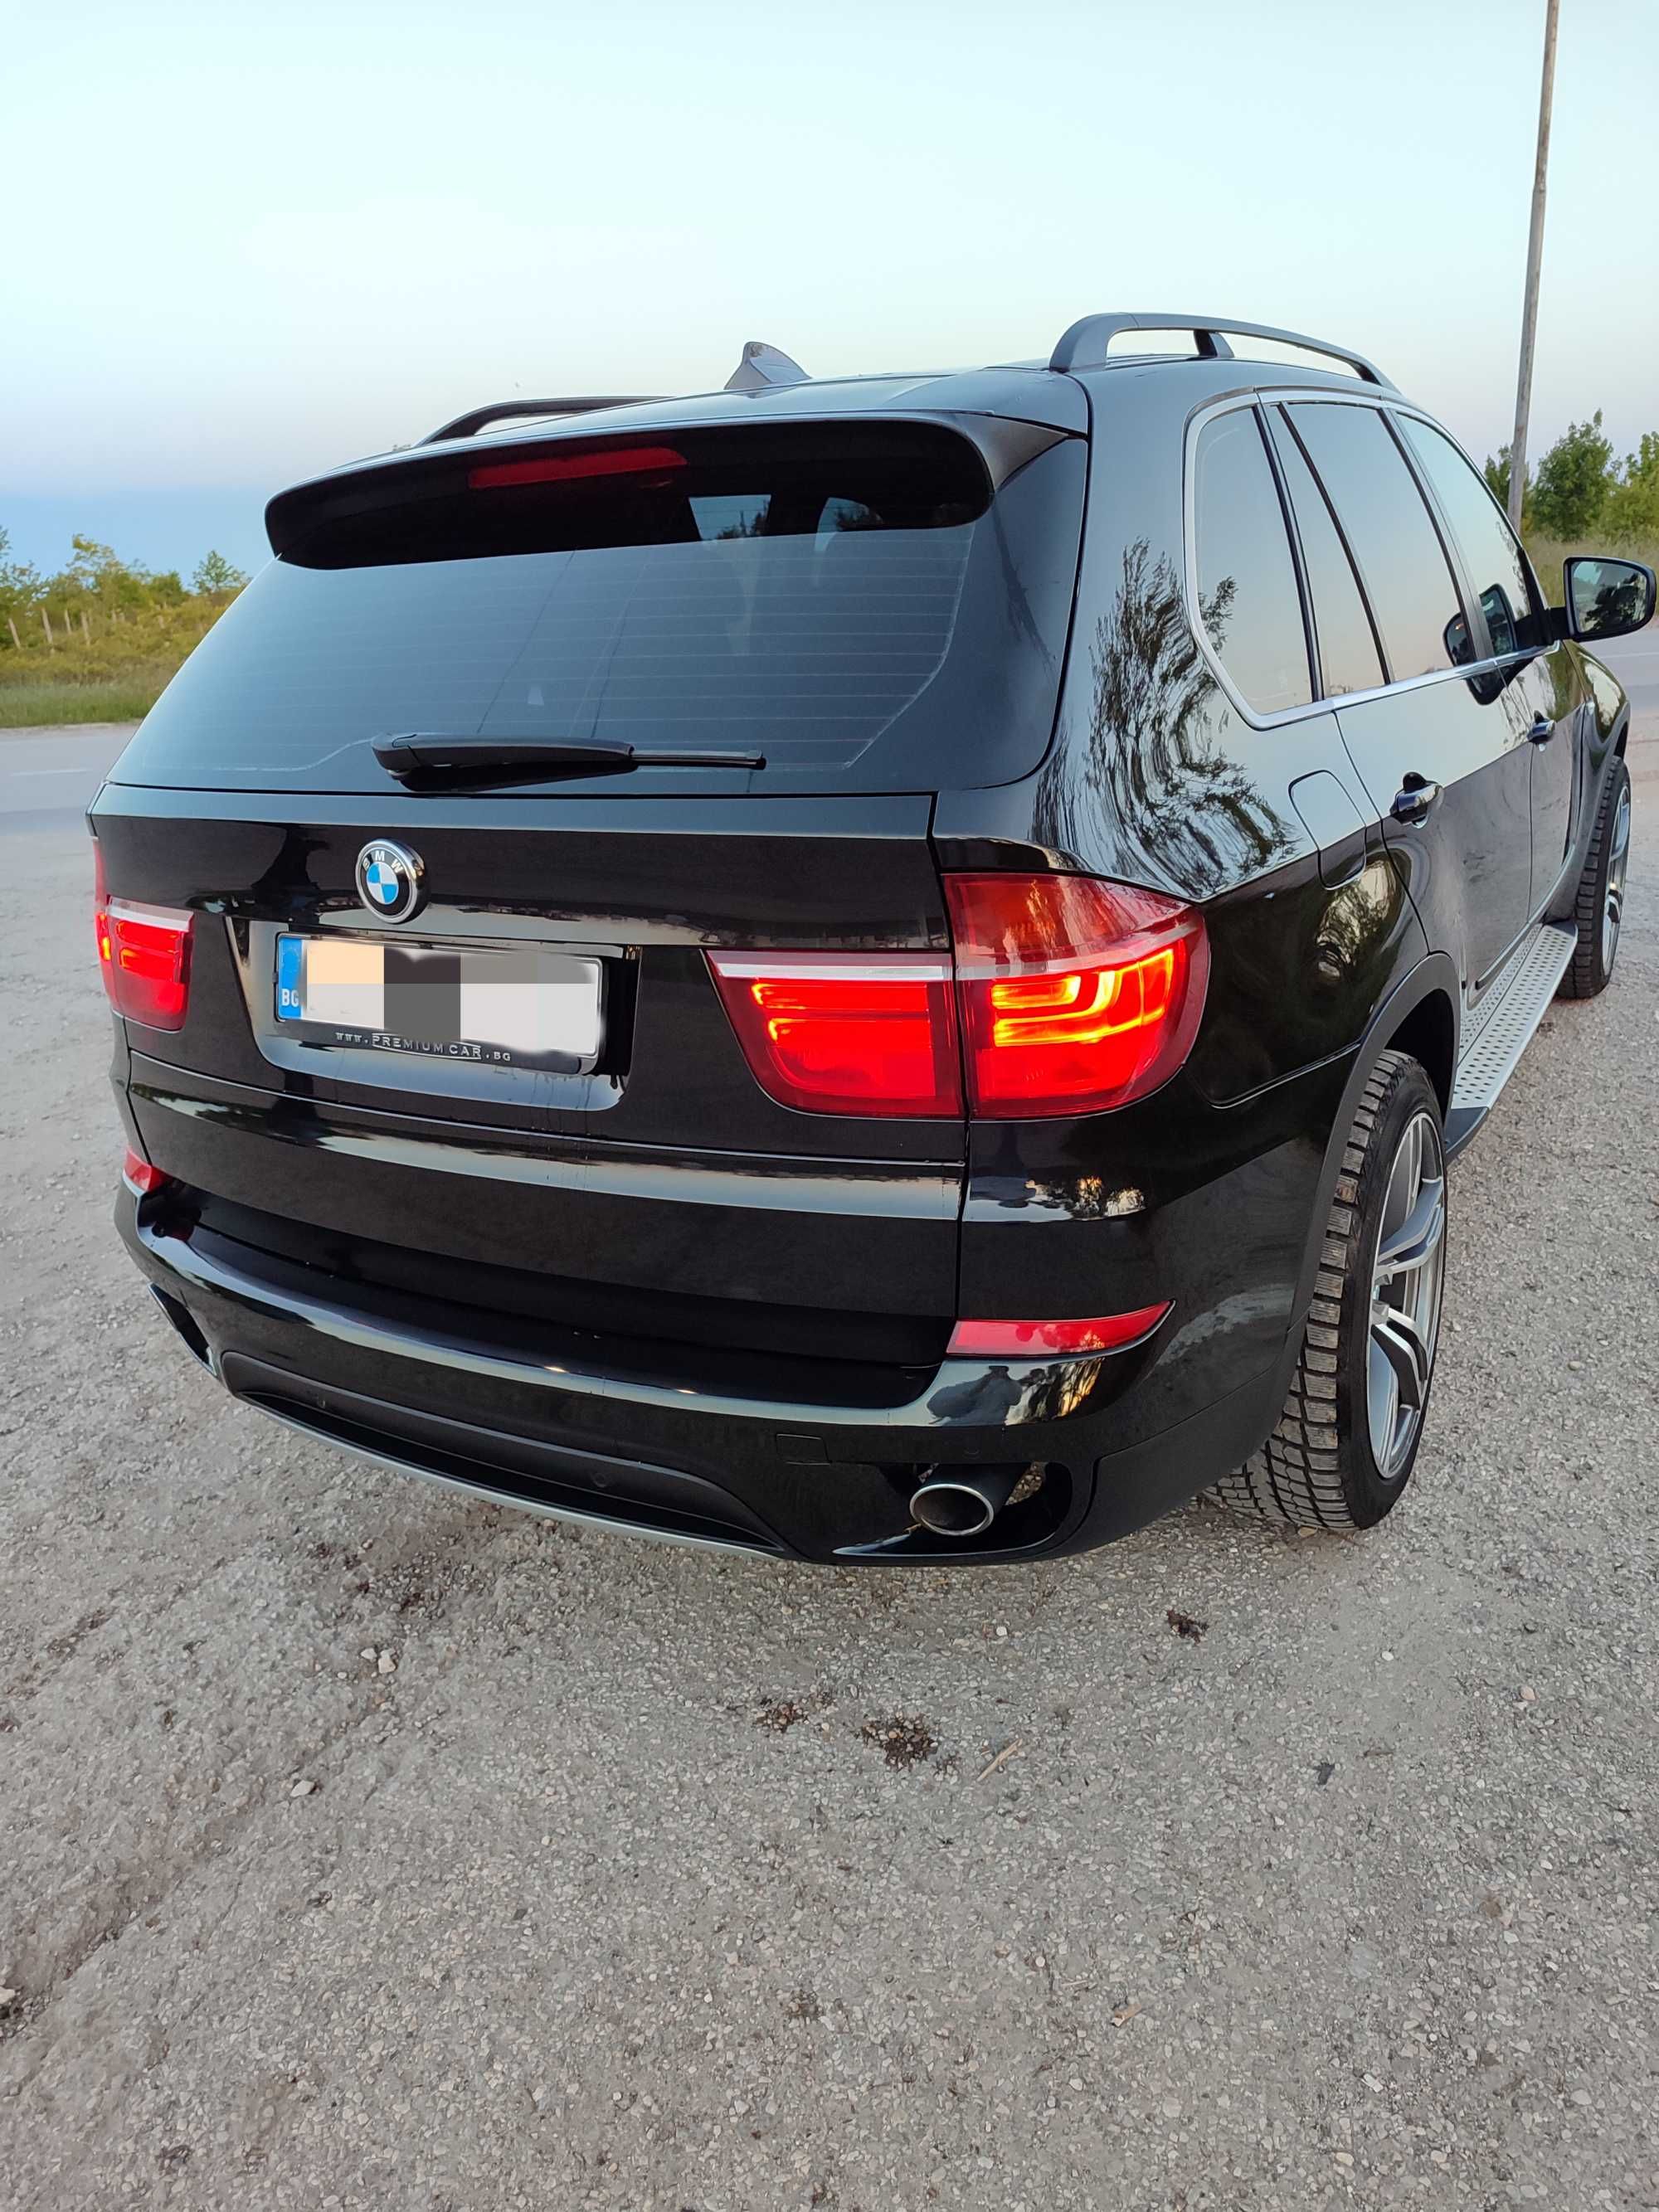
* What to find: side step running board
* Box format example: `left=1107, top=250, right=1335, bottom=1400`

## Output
left=1445, top=922, right=1576, bottom=1158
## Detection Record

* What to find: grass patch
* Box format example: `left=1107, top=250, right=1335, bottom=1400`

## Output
left=0, top=591, right=228, bottom=728
left=1524, top=532, right=1659, bottom=602
left=0, top=673, right=168, bottom=727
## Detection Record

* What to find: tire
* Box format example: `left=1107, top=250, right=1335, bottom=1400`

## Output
left=1207, top=1050, right=1447, bottom=1531
left=1557, top=755, right=1631, bottom=999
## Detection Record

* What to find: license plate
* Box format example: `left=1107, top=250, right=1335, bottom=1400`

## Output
left=275, top=935, right=602, bottom=1068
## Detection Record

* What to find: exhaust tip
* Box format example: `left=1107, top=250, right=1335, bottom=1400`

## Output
left=908, top=1463, right=1039, bottom=1539
left=910, top=1480, right=1000, bottom=1538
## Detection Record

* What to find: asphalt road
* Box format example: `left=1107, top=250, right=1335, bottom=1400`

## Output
left=0, top=725, right=139, bottom=833
left=2, top=692, right=1656, bottom=2210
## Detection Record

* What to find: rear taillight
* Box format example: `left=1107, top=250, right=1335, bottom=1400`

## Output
left=945, top=873, right=1208, bottom=1118
left=95, top=847, right=193, bottom=1031
left=707, top=874, right=1206, bottom=1121
left=706, top=954, right=961, bottom=1117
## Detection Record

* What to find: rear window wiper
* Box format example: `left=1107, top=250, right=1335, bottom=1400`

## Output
left=373, top=734, right=766, bottom=785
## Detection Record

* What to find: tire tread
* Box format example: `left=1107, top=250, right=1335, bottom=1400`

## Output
left=1205, top=1051, right=1416, bottom=1531
left=1557, top=756, right=1627, bottom=1000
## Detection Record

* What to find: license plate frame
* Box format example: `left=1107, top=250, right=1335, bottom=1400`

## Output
left=274, top=932, right=605, bottom=1072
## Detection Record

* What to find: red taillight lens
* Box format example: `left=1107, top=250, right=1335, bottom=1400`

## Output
left=707, top=953, right=962, bottom=1117
left=708, top=876, right=1205, bottom=1121
left=946, top=1303, right=1171, bottom=1358
left=95, top=848, right=193, bottom=1031
left=121, top=1146, right=169, bottom=1196
left=944, top=873, right=1208, bottom=1116
left=468, top=445, right=687, bottom=491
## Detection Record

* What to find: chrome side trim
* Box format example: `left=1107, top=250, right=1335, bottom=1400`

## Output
left=1180, top=389, right=1544, bottom=737
left=708, top=955, right=953, bottom=983
left=134, top=1072, right=960, bottom=1222
left=106, top=896, right=193, bottom=931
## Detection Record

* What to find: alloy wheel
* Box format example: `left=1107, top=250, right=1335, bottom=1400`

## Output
left=1367, top=1108, right=1447, bottom=1481
left=1603, top=780, right=1631, bottom=975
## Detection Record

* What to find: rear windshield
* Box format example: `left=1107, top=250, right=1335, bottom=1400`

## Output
left=112, top=421, right=1086, bottom=796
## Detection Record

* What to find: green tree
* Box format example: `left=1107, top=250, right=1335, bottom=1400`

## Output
left=1530, top=412, right=1614, bottom=538
left=1602, top=430, right=1659, bottom=546
left=191, top=549, right=248, bottom=597
left=45, top=534, right=153, bottom=613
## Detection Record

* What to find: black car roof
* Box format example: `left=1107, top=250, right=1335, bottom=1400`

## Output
left=410, top=314, right=1393, bottom=458
left=274, top=316, right=1402, bottom=529
left=425, top=365, right=1094, bottom=450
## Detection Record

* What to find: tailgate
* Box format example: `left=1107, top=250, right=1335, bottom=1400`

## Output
left=92, top=786, right=966, bottom=1343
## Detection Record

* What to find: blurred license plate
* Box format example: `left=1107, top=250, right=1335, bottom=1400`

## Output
left=275, top=935, right=602, bottom=1067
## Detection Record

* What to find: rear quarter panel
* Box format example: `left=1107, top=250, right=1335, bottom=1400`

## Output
left=934, top=363, right=1433, bottom=1435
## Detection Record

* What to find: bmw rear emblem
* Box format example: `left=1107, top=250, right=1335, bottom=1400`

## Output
left=355, top=839, right=425, bottom=923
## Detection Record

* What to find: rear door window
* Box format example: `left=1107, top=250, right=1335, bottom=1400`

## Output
left=1193, top=409, right=1313, bottom=715
left=1267, top=408, right=1386, bottom=698
left=1394, top=415, right=1546, bottom=657
left=1288, top=403, right=1470, bottom=682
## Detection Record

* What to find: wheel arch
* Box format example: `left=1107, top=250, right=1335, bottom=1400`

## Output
left=1380, top=987, right=1456, bottom=1116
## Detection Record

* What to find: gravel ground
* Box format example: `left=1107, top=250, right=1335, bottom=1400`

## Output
left=2, top=722, right=1655, bottom=2210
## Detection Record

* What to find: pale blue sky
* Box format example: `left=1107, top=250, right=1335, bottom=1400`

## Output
left=3, top=0, right=1654, bottom=576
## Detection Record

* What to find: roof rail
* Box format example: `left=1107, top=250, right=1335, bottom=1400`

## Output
left=1048, top=313, right=1393, bottom=389
left=421, top=395, right=663, bottom=445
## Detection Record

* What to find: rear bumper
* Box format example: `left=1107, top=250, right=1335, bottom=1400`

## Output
left=119, top=1189, right=1284, bottom=1563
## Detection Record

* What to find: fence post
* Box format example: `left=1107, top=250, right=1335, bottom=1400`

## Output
left=5, top=615, right=20, bottom=651
left=41, top=606, right=54, bottom=647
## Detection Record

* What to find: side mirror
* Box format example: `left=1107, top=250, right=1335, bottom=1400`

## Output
left=1564, top=556, right=1657, bottom=643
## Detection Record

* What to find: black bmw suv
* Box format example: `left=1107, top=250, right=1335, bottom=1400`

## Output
left=94, top=314, right=1650, bottom=1563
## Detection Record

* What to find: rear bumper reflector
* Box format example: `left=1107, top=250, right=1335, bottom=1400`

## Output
left=122, top=1147, right=170, bottom=1197
left=946, top=1303, right=1171, bottom=1359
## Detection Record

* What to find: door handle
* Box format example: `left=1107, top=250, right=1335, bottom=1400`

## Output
left=1390, top=777, right=1442, bottom=826
left=1527, top=714, right=1554, bottom=744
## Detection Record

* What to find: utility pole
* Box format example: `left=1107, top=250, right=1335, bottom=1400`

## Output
left=1507, top=0, right=1560, bottom=529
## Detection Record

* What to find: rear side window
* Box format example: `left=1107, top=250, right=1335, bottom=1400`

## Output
left=1267, top=409, right=1386, bottom=698
left=1288, top=404, right=1469, bottom=682
left=112, top=420, right=1085, bottom=795
left=1394, top=415, right=1546, bottom=657
left=1193, top=410, right=1312, bottom=715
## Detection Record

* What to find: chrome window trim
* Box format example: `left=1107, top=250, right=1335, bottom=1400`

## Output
left=1182, top=387, right=1535, bottom=733
left=1389, top=406, right=1553, bottom=645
